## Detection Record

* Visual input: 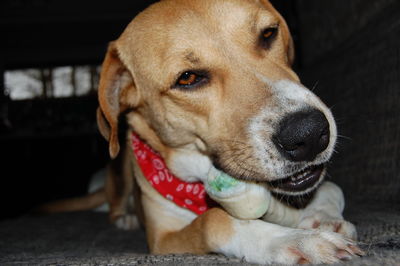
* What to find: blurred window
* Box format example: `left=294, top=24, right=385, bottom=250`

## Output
left=5, top=65, right=100, bottom=100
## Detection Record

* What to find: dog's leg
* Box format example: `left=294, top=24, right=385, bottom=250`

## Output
left=141, top=191, right=363, bottom=265
left=297, top=181, right=357, bottom=240
left=105, top=144, right=139, bottom=230
left=261, top=181, right=358, bottom=240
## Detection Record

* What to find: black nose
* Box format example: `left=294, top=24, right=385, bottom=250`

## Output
left=273, top=109, right=330, bottom=162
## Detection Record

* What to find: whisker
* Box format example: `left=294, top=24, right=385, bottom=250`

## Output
left=329, top=103, right=338, bottom=110
left=216, top=147, right=266, bottom=181
left=337, top=134, right=352, bottom=141
left=310, top=80, right=319, bottom=92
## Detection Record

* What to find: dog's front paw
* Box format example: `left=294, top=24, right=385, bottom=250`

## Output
left=227, top=220, right=364, bottom=265
left=298, top=211, right=357, bottom=240
left=113, top=214, right=140, bottom=230
left=272, top=230, right=364, bottom=265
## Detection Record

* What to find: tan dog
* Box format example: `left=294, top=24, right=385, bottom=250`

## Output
left=86, top=0, right=365, bottom=264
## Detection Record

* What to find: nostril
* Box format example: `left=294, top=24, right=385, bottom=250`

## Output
left=318, top=126, right=330, bottom=151
left=274, top=137, right=304, bottom=152
left=286, top=142, right=305, bottom=152
left=320, top=125, right=329, bottom=137
left=319, top=134, right=328, bottom=146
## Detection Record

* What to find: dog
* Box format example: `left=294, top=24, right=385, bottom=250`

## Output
left=44, top=0, right=365, bottom=264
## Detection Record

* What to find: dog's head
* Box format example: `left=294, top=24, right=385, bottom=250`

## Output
left=97, top=0, right=337, bottom=196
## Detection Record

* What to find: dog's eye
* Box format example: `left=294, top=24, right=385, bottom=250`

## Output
left=177, top=72, right=198, bottom=86
left=260, top=27, right=278, bottom=49
left=175, top=71, right=208, bottom=89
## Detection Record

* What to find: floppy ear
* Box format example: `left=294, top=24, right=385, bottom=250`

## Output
left=98, top=42, right=138, bottom=159
left=96, top=107, right=111, bottom=141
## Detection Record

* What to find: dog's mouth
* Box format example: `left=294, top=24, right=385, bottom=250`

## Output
left=268, top=164, right=325, bottom=193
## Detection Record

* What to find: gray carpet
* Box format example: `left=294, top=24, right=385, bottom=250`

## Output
left=1, top=201, right=399, bottom=265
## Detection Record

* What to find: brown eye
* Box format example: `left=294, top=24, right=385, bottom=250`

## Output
left=260, top=27, right=278, bottom=49
left=177, top=72, right=198, bottom=86
left=263, top=29, right=274, bottom=39
left=174, top=70, right=209, bottom=89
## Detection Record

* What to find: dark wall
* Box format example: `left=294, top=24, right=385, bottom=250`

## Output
left=0, top=0, right=158, bottom=69
left=296, top=0, right=400, bottom=203
left=0, top=1, right=158, bottom=220
left=0, top=97, right=109, bottom=219
left=296, top=0, right=396, bottom=67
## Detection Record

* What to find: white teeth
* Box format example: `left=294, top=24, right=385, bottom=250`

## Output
left=290, top=169, right=311, bottom=182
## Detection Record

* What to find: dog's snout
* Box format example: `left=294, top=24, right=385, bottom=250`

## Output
left=273, top=109, right=330, bottom=162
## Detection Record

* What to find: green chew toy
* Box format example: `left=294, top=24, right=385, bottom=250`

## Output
left=205, top=167, right=271, bottom=219
left=208, top=171, right=240, bottom=192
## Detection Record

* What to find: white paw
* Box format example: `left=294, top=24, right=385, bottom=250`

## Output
left=271, top=230, right=364, bottom=265
left=298, top=211, right=357, bottom=240
left=114, top=215, right=140, bottom=230
left=224, top=220, right=364, bottom=265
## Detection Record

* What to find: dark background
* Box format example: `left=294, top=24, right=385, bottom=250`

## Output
left=1, top=0, right=399, bottom=220
left=0, top=0, right=158, bottom=220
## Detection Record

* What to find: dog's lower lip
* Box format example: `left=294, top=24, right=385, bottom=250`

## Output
left=269, top=164, right=324, bottom=192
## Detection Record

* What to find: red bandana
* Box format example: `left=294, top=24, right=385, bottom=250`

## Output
left=131, top=133, right=211, bottom=215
